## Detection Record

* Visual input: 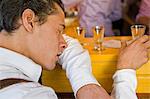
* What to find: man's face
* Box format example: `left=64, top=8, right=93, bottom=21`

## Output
left=27, top=5, right=67, bottom=70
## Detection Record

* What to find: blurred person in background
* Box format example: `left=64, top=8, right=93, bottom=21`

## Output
left=62, top=0, right=122, bottom=37
left=118, top=0, right=141, bottom=36
left=136, top=0, right=150, bottom=34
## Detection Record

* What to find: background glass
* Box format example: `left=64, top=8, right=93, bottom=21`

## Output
left=131, top=25, right=146, bottom=40
left=93, top=26, right=105, bottom=52
left=75, top=26, right=85, bottom=45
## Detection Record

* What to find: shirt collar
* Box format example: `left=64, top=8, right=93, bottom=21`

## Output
left=0, top=47, right=42, bottom=82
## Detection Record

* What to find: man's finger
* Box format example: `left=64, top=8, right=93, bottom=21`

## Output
left=137, top=35, right=149, bottom=43
left=143, top=40, right=150, bottom=49
left=120, top=40, right=127, bottom=50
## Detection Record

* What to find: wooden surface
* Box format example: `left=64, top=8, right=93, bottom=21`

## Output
left=42, top=18, right=150, bottom=93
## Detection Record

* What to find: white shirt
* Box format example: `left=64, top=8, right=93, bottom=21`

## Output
left=0, top=35, right=137, bottom=99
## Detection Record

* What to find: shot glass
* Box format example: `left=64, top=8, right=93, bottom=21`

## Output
left=75, top=26, right=85, bottom=45
left=93, top=25, right=105, bottom=52
left=131, top=25, right=146, bottom=40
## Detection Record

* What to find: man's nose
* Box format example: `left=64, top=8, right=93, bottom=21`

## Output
left=59, top=35, right=68, bottom=52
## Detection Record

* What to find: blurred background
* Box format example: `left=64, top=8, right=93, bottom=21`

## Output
left=64, top=0, right=149, bottom=37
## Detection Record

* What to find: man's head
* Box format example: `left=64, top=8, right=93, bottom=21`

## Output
left=0, top=0, right=67, bottom=70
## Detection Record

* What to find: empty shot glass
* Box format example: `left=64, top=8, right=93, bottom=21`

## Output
left=131, top=25, right=146, bottom=40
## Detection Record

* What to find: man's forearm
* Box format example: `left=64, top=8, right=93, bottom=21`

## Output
left=76, top=84, right=111, bottom=99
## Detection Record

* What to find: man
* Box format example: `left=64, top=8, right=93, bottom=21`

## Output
left=62, top=0, right=122, bottom=37
left=0, top=0, right=150, bottom=99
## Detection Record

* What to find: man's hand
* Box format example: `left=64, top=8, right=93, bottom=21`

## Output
left=117, top=35, right=150, bottom=70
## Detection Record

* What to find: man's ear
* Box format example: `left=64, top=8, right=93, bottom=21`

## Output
left=21, top=9, right=36, bottom=33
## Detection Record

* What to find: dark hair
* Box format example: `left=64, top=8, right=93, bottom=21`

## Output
left=0, top=0, right=64, bottom=33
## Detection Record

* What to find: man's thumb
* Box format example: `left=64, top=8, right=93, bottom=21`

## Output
left=121, top=40, right=127, bottom=50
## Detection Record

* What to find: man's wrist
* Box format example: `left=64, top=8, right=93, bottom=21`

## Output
left=117, top=63, right=136, bottom=70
